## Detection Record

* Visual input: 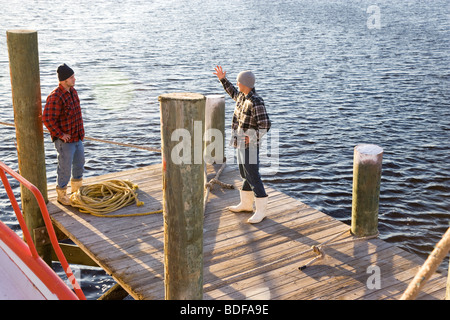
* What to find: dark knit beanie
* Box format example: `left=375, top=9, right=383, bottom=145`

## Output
left=57, top=63, right=74, bottom=81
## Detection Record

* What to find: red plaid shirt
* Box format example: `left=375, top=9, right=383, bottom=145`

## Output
left=42, top=84, right=84, bottom=142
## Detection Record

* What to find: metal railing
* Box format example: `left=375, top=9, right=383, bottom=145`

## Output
left=0, top=161, right=85, bottom=300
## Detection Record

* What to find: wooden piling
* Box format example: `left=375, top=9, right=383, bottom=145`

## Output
left=159, top=92, right=206, bottom=300
left=351, top=144, right=383, bottom=237
left=6, top=30, right=50, bottom=264
left=204, top=95, right=225, bottom=164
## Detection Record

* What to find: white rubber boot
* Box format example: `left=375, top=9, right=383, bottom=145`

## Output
left=71, top=178, right=83, bottom=194
left=56, top=186, right=71, bottom=206
left=248, top=196, right=268, bottom=224
left=228, top=190, right=254, bottom=212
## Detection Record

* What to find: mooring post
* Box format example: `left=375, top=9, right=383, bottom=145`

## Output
left=204, top=95, right=225, bottom=164
left=159, top=92, right=206, bottom=300
left=351, top=144, right=383, bottom=237
left=6, top=30, right=50, bottom=264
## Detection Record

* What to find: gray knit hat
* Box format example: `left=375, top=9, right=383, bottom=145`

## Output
left=236, top=70, right=255, bottom=88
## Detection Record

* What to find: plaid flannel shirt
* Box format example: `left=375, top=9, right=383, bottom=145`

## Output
left=42, top=84, right=84, bottom=143
left=220, top=77, right=271, bottom=148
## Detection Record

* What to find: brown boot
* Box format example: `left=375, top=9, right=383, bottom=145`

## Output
left=56, top=186, right=71, bottom=205
left=71, top=178, right=83, bottom=194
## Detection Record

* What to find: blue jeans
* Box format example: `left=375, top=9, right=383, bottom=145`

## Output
left=237, top=146, right=267, bottom=198
left=54, top=139, right=85, bottom=188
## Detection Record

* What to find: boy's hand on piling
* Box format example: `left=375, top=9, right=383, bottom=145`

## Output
left=213, top=65, right=226, bottom=80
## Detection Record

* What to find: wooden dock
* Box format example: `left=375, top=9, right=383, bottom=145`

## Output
left=47, top=163, right=447, bottom=300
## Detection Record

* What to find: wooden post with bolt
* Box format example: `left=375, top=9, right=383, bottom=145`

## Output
left=6, top=30, right=50, bottom=264
left=159, top=92, right=205, bottom=300
left=351, top=144, right=383, bottom=237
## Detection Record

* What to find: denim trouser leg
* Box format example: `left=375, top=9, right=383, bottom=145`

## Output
left=237, top=146, right=267, bottom=198
left=54, top=139, right=85, bottom=188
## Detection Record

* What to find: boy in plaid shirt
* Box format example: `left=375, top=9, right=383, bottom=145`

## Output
left=214, top=65, right=271, bottom=223
left=43, top=64, right=85, bottom=205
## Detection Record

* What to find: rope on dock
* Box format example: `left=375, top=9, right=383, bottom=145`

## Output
left=83, top=136, right=161, bottom=153
left=203, top=159, right=235, bottom=213
left=0, top=121, right=161, bottom=153
left=70, top=160, right=234, bottom=218
left=69, top=179, right=162, bottom=218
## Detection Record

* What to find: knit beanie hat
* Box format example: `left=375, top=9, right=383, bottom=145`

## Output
left=236, top=70, right=255, bottom=89
left=57, top=63, right=74, bottom=81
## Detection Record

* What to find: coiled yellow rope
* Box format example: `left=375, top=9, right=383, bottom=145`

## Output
left=69, top=179, right=162, bottom=218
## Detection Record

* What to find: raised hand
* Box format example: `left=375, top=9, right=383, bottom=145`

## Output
left=213, top=65, right=227, bottom=80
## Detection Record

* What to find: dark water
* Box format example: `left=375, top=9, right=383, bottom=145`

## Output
left=1, top=0, right=449, bottom=299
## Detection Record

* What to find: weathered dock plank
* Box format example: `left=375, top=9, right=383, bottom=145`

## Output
left=47, top=163, right=447, bottom=300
